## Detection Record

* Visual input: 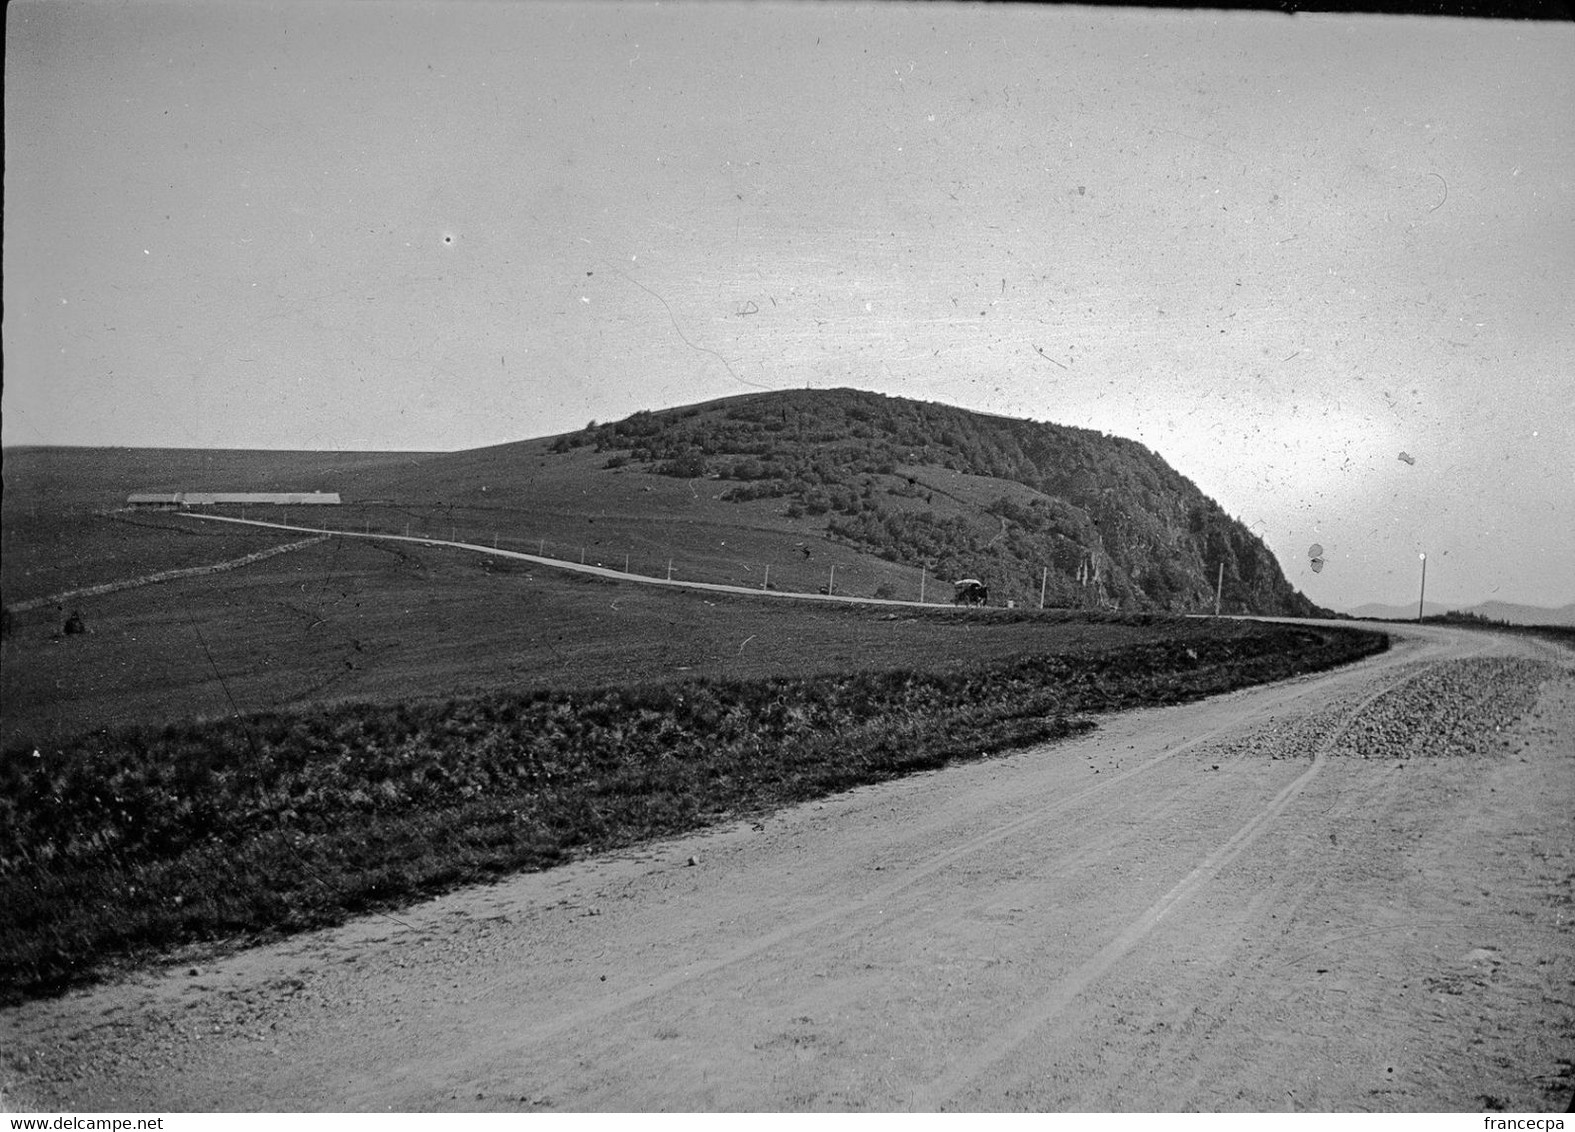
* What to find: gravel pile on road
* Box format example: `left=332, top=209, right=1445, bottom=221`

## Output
left=1332, top=657, right=1558, bottom=760
left=1196, top=705, right=1343, bottom=764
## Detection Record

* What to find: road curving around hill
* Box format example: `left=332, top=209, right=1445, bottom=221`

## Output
left=4, top=622, right=1571, bottom=1112
left=173, top=512, right=1000, bottom=608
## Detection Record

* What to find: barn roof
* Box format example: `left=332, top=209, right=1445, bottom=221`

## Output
left=180, top=492, right=341, bottom=505
left=125, top=491, right=342, bottom=505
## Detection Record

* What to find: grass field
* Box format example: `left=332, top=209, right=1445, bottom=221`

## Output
left=1, top=511, right=311, bottom=608
left=3, top=442, right=956, bottom=608
left=1, top=445, right=1388, bottom=1003
left=2, top=446, right=421, bottom=606
left=3, top=532, right=1322, bottom=750
left=1, top=594, right=1385, bottom=1003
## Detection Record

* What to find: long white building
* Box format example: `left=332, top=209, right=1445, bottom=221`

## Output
left=126, top=492, right=342, bottom=508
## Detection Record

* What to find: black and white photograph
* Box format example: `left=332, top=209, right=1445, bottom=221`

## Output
left=3, top=0, right=1572, bottom=1116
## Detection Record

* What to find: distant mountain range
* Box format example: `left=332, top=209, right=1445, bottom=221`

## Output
left=1345, top=600, right=1575, bottom=626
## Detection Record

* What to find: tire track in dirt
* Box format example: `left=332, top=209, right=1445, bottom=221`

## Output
left=918, top=644, right=1481, bottom=1109
left=1077, top=747, right=1422, bottom=1109
left=1086, top=657, right=1574, bottom=1112
left=367, top=632, right=1446, bottom=1101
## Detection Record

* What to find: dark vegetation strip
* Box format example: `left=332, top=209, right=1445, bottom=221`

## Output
left=0, top=623, right=1386, bottom=1003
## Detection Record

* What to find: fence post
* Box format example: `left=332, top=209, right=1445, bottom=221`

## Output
left=763, top=563, right=770, bottom=591
left=1040, top=567, right=1048, bottom=610
left=920, top=564, right=925, bottom=604
left=828, top=564, right=836, bottom=596
left=667, top=558, right=673, bottom=580
left=625, top=552, right=630, bottom=573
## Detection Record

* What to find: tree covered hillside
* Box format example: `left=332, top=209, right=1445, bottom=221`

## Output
left=551, top=389, right=1321, bottom=616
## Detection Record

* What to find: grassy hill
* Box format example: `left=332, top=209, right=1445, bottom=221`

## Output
left=4, top=389, right=1320, bottom=616
left=6, top=390, right=1323, bottom=620
left=356, top=388, right=1321, bottom=615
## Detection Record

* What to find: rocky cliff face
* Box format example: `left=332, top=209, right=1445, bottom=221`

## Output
left=560, top=388, right=1323, bottom=616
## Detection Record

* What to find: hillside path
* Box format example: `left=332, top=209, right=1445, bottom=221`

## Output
left=4, top=535, right=328, bottom=613
left=4, top=624, right=1571, bottom=1112
left=178, top=512, right=969, bottom=608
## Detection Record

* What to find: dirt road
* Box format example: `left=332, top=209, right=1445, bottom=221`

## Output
left=182, top=512, right=940, bottom=607
left=4, top=623, right=1571, bottom=1112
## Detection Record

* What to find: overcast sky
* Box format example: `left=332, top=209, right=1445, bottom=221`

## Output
left=5, top=1, right=1572, bottom=611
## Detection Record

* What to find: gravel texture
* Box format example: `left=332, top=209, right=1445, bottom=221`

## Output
left=1331, top=657, right=1557, bottom=761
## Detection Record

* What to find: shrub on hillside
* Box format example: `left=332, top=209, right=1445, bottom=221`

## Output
left=655, top=452, right=709, bottom=478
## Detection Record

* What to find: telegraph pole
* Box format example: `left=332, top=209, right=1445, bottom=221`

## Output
left=828, top=564, right=836, bottom=596
left=1417, top=552, right=1427, bottom=622
left=1039, top=567, right=1048, bottom=610
left=1214, top=562, right=1224, bottom=617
